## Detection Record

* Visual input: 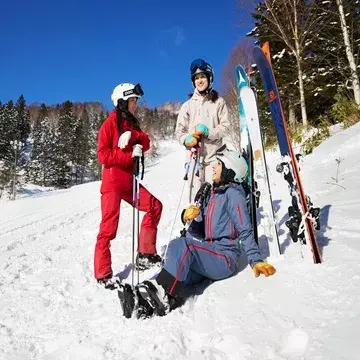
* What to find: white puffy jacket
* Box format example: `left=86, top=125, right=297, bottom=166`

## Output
left=175, top=89, right=230, bottom=163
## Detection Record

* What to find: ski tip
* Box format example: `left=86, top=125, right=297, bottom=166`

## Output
left=235, top=65, right=248, bottom=84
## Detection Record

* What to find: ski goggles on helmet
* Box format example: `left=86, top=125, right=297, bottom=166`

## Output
left=216, top=144, right=247, bottom=160
left=215, top=144, right=232, bottom=165
left=215, top=144, right=228, bottom=156
left=190, top=58, right=213, bottom=76
left=123, top=83, right=144, bottom=98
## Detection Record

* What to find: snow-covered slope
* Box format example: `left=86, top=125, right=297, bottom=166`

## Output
left=1, top=124, right=360, bottom=360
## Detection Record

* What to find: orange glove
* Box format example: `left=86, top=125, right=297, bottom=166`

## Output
left=192, top=130, right=203, bottom=139
left=253, top=262, right=276, bottom=278
left=182, top=205, right=201, bottom=223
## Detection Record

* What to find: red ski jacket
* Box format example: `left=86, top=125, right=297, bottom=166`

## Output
left=97, top=110, right=150, bottom=193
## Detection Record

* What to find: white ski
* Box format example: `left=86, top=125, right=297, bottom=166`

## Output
left=240, top=86, right=281, bottom=258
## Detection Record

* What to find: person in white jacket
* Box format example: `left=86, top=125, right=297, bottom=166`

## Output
left=175, top=58, right=231, bottom=202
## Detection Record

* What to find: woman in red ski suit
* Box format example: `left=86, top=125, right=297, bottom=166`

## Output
left=94, top=83, right=163, bottom=283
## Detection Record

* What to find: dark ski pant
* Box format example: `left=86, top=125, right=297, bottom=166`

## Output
left=156, top=236, right=239, bottom=299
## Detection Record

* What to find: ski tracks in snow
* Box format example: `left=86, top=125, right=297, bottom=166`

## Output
left=0, top=183, right=103, bottom=359
left=1, top=135, right=360, bottom=359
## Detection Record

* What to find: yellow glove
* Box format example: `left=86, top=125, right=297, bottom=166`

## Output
left=192, top=130, right=203, bottom=139
left=184, top=135, right=198, bottom=149
left=253, top=262, right=276, bottom=278
left=182, top=205, right=201, bottom=223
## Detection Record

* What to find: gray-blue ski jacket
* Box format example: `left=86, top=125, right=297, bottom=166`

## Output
left=188, top=183, right=263, bottom=266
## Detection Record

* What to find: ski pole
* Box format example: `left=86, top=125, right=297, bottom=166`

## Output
left=131, top=156, right=141, bottom=288
left=136, top=167, right=140, bottom=285
left=163, top=156, right=193, bottom=262
left=162, top=180, right=186, bottom=263
left=183, top=149, right=195, bottom=180
left=187, top=147, right=200, bottom=202
left=194, top=151, right=200, bottom=177
left=180, top=182, right=211, bottom=237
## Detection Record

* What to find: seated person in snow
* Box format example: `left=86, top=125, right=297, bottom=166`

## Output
left=121, top=144, right=276, bottom=318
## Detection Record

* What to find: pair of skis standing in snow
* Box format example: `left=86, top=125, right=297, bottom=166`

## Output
left=244, top=43, right=322, bottom=264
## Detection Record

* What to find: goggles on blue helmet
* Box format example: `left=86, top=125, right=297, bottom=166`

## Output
left=190, top=58, right=213, bottom=77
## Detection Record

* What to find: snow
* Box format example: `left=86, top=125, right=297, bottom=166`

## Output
left=1, top=123, right=360, bottom=359
left=246, top=27, right=258, bottom=37
left=0, top=184, right=55, bottom=203
left=273, top=49, right=286, bottom=60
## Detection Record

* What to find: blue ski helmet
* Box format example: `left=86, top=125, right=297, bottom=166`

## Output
left=190, top=58, right=214, bottom=88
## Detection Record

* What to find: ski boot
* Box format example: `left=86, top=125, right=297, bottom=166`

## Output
left=136, top=253, right=162, bottom=271
left=135, top=280, right=168, bottom=319
left=285, top=206, right=304, bottom=243
left=134, top=286, right=155, bottom=319
left=97, top=274, right=120, bottom=291
left=307, top=197, right=321, bottom=230
left=254, top=181, right=261, bottom=208
left=309, top=207, right=321, bottom=230
left=117, top=283, right=135, bottom=319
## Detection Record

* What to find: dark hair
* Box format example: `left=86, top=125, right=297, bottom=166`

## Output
left=115, top=106, right=142, bottom=134
left=216, top=159, right=237, bottom=186
left=207, top=89, right=219, bottom=102
left=188, top=89, right=219, bottom=103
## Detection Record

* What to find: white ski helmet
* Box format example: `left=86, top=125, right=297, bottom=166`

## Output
left=215, top=144, right=248, bottom=183
left=111, top=83, right=144, bottom=107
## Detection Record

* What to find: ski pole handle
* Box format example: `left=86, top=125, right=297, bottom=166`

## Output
left=133, top=157, right=140, bottom=177
left=183, top=149, right=194, bottom=180
left=181, top=182, right=211, bottom=231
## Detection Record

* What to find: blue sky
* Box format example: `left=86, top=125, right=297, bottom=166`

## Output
left=0, top=0, right=253, bottom=109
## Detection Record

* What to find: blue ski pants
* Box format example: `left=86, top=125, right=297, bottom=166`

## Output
left=156, top=236, right=239, bottom=298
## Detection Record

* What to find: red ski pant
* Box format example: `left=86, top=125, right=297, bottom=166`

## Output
left=94, top=185, right=162, bottom=280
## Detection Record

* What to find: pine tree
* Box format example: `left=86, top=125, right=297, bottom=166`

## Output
left=0, top=101, right=18, bottom=197
left=0, top=102, right=9, bottom=161
left=0, top=101, right=17, bottom=159
left=88, top=110, right=106, bottom=180
left=74, top=108, right=91, bottom=184
left=53, top=101, right=77, bottom=188
left=42, top=115, right=58, bottom=187
left=15, top=95, right=31, bottom=145
left=29, top=104, right=48, bottom=184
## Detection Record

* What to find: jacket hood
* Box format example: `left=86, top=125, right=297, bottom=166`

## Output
left=213, top=182, right=246, bottom=196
